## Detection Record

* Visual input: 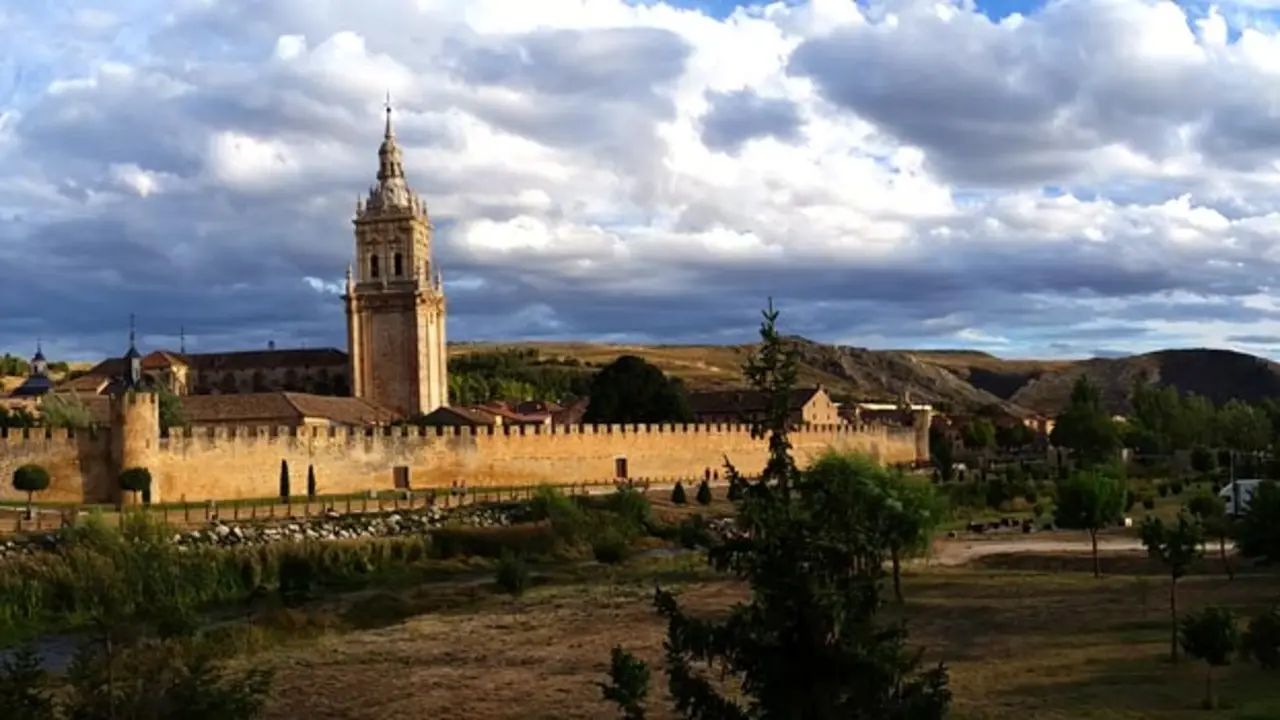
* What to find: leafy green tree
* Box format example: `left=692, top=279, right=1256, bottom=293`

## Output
left=583, top=355, right=694, bottom=425
left=995, top=422, right=1036, bottom=450
left=39, top=393, right=93, bottom=429
left=0, top=406, right=36, bottom=429
left=1243, top=606, right=1280, bottom=670
left=602, top=300, right=950, bottom=719
left=1142, top=513, right=1205, bottom=663
left=11, top=463, right=50, bottom=514
left=1190, top=445, right=1216, bottom=475
left=598, top=646, right=650, bottom=720
left=1179, top=607, right=1239, bottom=709
left=1234, top=480, right=1280, bottom=564
left=1216, top=400, right=1271, bottom=455
left=961, top=418, right=996, bottom=453
left=1050, top=376, right=1120, bottom=467
left=878, top=469, right=942, bottom=604
left=117, top=467, right=152, bottom=506
left=1187, top=490, right=1234, bottom=580
left=1053, top=471, right=1126, bottom=577
left=156, top=385, right=187, bottom=433
left=929, top=423, right=955, bottom=482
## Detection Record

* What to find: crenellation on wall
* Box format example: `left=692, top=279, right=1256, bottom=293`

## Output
left=2, top=420, right=922, bottom=504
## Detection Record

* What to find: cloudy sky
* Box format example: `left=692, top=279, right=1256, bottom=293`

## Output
left=7, top=0, right=1280, bottom=362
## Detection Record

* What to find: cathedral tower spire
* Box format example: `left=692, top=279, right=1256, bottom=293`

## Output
left=344, top=95, right=448, bottom=417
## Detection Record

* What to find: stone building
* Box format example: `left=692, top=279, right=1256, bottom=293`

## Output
left=687, top=385, right=844, bottom=426
left=44, top=102, right=449, bottom=421
left=344, top=100, right=448, bottom=418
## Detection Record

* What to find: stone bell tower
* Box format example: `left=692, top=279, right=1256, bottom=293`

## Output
left=344, top=97, right=448, bottom=417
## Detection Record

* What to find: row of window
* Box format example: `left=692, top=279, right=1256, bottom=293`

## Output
left=369, top=253, right=405, bottom=279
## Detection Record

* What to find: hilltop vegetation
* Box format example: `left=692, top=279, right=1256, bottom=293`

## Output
left=449, top=342, right=1280, bottom=417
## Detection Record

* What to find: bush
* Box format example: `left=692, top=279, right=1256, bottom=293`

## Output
left=602, top=486, right=652, bottom=529
left=1143, top=496, right=1156, bottom=510
left=727, top=476, right=743, bottom=501
left=1032, top=503, right=1045, bottom=518
left=118, top=466, right=152, bottom=503
left=430, top=525, right=558, bottom=560
left=671, top=481, right=687, bottom=505
left=530, top=485, right=590, bottom=545
left=1023, top=488, right=1038, bottom=505
left=677, top=516, right=712, bottom=549
left=1170, top=481, right=1184, bottom=496
left=11, top=464, right=50, bottom=501
left=592, top=528, right=631, bottom=565
left=1158, top=483, right=1170, bottom=498
left=277, top=550, right=316, bottom=607
left=1244, top=607, right=1280, bottom=670
left=494, top=551, right=530, bottom=597
left=696, top=480, right=713, bottom=506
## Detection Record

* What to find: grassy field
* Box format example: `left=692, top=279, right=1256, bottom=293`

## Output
left=229, top=547, right=1280, bottom=720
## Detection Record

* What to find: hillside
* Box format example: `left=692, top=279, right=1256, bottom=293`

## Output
left=452, top=343, right=1280, bottom=417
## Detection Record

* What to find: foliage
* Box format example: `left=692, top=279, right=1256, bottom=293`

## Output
left=0, top=644, right=56, bottom=720
left=694, top=479, right=712, bottom=505
left=1243, top=607, right=1280, bottom=670
left=1234, top=481, right=1280, bottom=564
left=0, top=406, right=36, bottom=429
left=670, top=481, right=687, bottom=505
left=1180, top=606, right=1240, bottom=709
left=39, top=393, right=94, bottom=430
left=1141, top=512, right=1205, bottom=662
left=494, top=551, right=530, bottom=597
left=1052, top=471, right=1126, bottom=577
left=1190, top=445, right=1217, bottom=474
left=0, top=353, right=31, bottom=376
left=118, top=467, right=152, bottom=497
left=582, top=355, right=694, bottom=424
left=1187, top=489, right=1234, bottom=578
left=603, top=300, right=950, bottom=720
left=1216, top=400, right=1272, bottom=453
left=995, top=421, right=1037, bottom=450
left=1051, top=376, right=1121, bottom=467
left=961, top=418, right=996, bottom=452
left=591, top=528, right=631, bottom=565
left=929, top=423, right=955, bottom=482
left=12, top=463, right=50, bottom=505
left=447, top=348, right=593, bottom=405
left=529, top=485, right=591, bottom=545
left=156, top=384, right=187, bottom=432
left=598, top=645, right=650, bottom=720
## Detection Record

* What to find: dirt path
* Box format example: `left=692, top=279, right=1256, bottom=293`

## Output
left=928, top=535, right=1149, bottom=567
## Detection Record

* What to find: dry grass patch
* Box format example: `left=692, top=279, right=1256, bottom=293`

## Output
left=246, top=553, right=1280, bottom=720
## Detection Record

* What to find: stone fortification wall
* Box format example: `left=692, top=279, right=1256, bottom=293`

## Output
left=1, top=421, right=921, bottom=505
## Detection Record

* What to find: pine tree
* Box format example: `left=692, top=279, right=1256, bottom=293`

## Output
left=602, top=299, right=950, bottom=719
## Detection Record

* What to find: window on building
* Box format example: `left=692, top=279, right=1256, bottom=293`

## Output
left=370, top=254, right=380, bottom=279
left=393, top=252, right=403, bottom=276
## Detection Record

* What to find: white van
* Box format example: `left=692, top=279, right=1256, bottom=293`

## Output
left=1218, top=479, right=1266, bottom=516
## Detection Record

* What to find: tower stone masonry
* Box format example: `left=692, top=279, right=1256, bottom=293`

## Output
left=344, top=99, right=448, bottom=417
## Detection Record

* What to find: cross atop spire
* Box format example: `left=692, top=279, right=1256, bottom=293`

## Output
left=384, top=90, right=394, bottom=139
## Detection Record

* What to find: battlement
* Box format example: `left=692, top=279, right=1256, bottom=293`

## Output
left=158, top=420, right=908, bottom=444
left=1, top=426, right=104, bottom=447
left=113, top=391, right=159, bottom=408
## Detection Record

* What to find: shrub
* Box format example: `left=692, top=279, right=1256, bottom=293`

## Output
left=530, top=485, right=589, bottom=545
left=602, top=486, right=652, bottom=529
left=1243, top=607, right=1280, bottom=670
left=1143, top=496, right=1156, bottom=510
left=592, top=528, right=631, bottom=565
left=277, top=551, right=315, bottom=607
left=1023, top=488, right=1038, bottom=505
left=11, top=464, right=50, bottom=509
left=118, top=466, right=151, bottom=502
left=695, top=480, right=713, bottom=506
left=677, top=516, right=712, bottom=549
left=1180, top=606, right=1239, bottom=709
left=1158, top=483, right=1170, bottom=498
left=494, top=551, right=530, bottom=597
left=1170, top=481, right=1184, bottom=496
left=671, top=481, right=687, bottom=505
left=727, top=476, right=743, bottom=501
left=1032, top=503, right=1045, bottom=518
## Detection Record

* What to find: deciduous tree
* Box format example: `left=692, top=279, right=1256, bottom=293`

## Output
left=1179, top=606, right=1239, bottom=709
left=1050, top=376, right=1120, bottom=467
left=583, top=355, right=694, bottom=425
left=1053, top=471, right=1126, bottom=577
left=1142, top=513, right=1205, bottom=663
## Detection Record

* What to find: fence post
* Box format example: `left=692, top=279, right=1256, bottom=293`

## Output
left=184, top=500, right=190, bottom=524
left=346, top=496, right=352, bottom=515
left=233, top=503, right=240, bottom=522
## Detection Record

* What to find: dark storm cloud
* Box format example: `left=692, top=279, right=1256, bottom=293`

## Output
left=700, top=89, right=803, bottom=154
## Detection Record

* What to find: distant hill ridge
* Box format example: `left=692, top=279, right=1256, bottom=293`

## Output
left=448, top=341, right=1280, bottom=417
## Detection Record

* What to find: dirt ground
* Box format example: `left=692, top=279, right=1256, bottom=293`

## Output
left=251, top=542, right=1280, bottom=720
